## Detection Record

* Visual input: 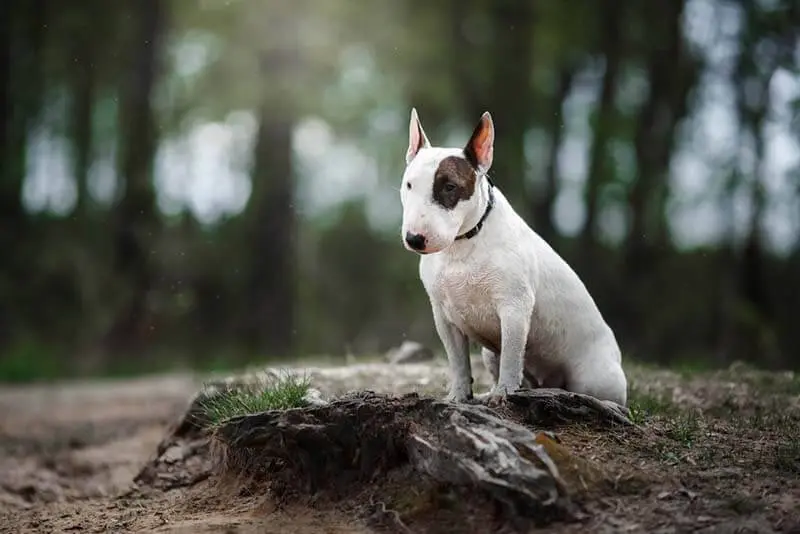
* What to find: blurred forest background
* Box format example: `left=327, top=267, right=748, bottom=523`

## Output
left=1, top=0, right=799, bottom=382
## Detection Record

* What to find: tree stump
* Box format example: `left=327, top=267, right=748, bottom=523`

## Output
left=135, top=383, right=632, bottom=528
left=211, top=390, right=631, bottom=524
left=132, top=378, right=241, bottom=489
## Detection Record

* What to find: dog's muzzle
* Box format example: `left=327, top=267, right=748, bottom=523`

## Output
left=404, top=232, right=427, bottom=252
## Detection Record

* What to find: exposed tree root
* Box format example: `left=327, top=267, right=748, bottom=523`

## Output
left=135, top=384, right=631, bottom=529
left=210, top=390, right=631, bottom=525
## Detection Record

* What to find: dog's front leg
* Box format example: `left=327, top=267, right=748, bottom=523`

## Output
left=491, top=300, right=534, bottom=400
left=432, top=304, right=472, bottom=402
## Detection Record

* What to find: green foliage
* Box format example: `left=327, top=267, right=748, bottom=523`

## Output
left=0, top=340, right=65, bottom=383
left=627, top=386, right=676, bottom=425
left=664, top=412, right=702, bottom=447
left=1, top=0, right=799, bottom=379
left=199, top=371, right=312, bottom=427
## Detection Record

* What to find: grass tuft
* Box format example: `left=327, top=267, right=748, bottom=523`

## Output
left=664, top=411, right=702, bottom=446
left=628, top=389, right=675, bottom=424
left=199, top=370, right=312, bottom=427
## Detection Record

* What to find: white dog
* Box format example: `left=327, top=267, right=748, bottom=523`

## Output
left=400, top=108, right=628, bottom=407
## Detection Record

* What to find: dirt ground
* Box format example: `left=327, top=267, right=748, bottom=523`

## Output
left=1, top=358, right=798, bottom=533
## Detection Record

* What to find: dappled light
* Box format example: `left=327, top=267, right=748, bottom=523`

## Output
left=0, top=0, right=796, bottom=374
left=0, top=0, right=799, bottom=532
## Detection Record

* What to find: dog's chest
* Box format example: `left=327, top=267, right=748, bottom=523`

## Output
left=425, top=260, right=501, bottom=342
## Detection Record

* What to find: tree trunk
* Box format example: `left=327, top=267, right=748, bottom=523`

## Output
left=242, top=108, right=296, bottom=356
left=625, top=0, right=693, bottom=278
left=241, top=56, right=297, bottom=357
left=450, top=0, right=533, bottom=205
left=717, top=0, right=787, bottom=365
left=0, top=0, right=48, bottom=348
left=486, top=0, right=534, bottom=209
left=736, top=100, right=773, bottom=364
left=70, top=18, right=96, bottom=217
left=0, top=1, right=15, bottom=215
left=106, top=0, right=165, bottom=353
left=0, top=1, right=12, bottom=348
left=533, top=65, right=575, bottom=242
left=1, top=0, right=48, bottom=214
left=581, top=0, right=622, bottom=253
left=448, top=0, right=488, bottom=126
left=742, top=121, right=768, bottom=317
left=0, top=2, right=10, bottom=199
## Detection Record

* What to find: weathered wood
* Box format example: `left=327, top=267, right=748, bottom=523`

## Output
left=503, top=388, right=632, bottom=428
left=132, top=383, right=226, bottom=489
left=212, top=389, right=628, bottom=521
left=133, top=374, right=328, bottom=490
left=136, top=383, right=631, bottom=527
left=215, top=392, right=423, bottom=493
left=406, top=404, right=570, bottom=520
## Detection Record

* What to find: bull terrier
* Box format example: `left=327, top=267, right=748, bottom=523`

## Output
left=399, top=108, right=628, bottom=407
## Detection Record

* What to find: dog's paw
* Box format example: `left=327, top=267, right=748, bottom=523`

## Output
left=473, top=391, right=492, bottom=401
left=484, top=395, right=507, bottom=409
left=444, top=389, right=473, bottom=404
left=481, top=384, right=515, bottom=408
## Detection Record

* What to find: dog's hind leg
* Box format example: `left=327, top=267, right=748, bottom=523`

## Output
left=480, top=347, right=499, bottom=386
left=566, top=357, right=628, bottom=407
left=482, top=347, right=537, bottom=390
left=521, top=369, right=539, bottom=389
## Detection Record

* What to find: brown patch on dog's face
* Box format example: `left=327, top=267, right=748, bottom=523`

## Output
left=432, top=156, right=477, bottom=210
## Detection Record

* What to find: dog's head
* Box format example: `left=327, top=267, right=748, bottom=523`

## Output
left=399, top=109, right=495, bottom=255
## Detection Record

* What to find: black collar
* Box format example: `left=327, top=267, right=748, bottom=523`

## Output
left=455, top=177, right=495, bottom=241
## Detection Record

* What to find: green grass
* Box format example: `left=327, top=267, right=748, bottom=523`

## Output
left=664, top=411, right=702, bottom=446
left=627, top=383, right=702, bottom=448
left=199, top=370, right=313, bottom=427
left=628, top=387, right=676, bottom=425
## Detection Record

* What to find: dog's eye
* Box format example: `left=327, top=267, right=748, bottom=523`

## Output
left=443, top=181, right=457, bottom=193
left=406, top=182, right=411, bottom=190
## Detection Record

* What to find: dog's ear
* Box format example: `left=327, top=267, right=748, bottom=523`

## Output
left=464, top=112, right=494, bottom=174
left=406, top=108, right=431, bottom=164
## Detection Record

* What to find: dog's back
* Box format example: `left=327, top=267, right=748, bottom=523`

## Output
left=493, top=188, right=627, bottom=403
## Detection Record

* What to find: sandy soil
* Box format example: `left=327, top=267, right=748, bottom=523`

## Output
left=0, top=359, right=798, bottom=533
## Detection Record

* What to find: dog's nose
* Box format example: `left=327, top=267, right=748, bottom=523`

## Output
left=405, top=232, right=427, bottom=251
